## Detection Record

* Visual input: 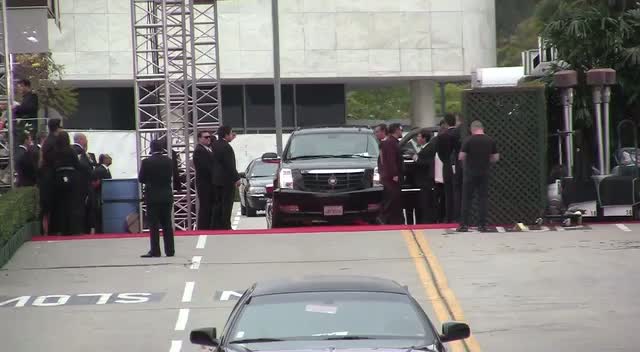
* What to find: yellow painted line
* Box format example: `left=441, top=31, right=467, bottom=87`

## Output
left=403, top=230, right=483, bottom=352
left=402, top=231, right=465, bottom=352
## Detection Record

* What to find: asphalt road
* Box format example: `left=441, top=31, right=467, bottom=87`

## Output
left=0, top=222, right=638, bottom=352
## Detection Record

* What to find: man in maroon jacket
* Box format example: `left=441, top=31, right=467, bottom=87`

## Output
left=379, top=123, right=404, bottom=224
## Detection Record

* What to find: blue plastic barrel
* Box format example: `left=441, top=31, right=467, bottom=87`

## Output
left=102, top=178, right=140, bottom=234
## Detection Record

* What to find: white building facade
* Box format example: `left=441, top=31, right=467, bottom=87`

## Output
left=46, top=0, right=496, bottom=130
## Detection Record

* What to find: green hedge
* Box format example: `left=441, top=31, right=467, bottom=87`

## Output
left=0, top=187, right=39, bottom=247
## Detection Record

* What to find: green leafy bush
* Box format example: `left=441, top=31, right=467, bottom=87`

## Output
left=0, top=187, right=39, bottom=247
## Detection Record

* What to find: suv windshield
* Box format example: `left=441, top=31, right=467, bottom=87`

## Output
left=285, top=132, right=379, bottom=160
left=228, top=291, right=432, bottom=343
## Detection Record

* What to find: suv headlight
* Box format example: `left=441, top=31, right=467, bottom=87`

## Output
left=373, top=167, right=382, bottom=186
left=279, top=168, right=294, bottom=189
left=248, top=186, right=267, bottom=194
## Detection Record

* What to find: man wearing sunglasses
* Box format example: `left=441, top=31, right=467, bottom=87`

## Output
left=193, top=130, right=216, bottom=230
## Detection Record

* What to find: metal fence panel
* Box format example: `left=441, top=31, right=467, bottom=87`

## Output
left=462, top=86, right=548, bottom=225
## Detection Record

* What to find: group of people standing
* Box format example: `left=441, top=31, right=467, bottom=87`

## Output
left=21, top=119, right=114, bottom=236
left=137, top=125, right=240, bottom=258
left=375, top=113, right=500, bottom=232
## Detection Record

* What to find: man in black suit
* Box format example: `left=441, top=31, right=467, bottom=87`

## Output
left=451, top=114, right=464, bottom=222
left=72, top=133, right=95, bottom=234
left=40, top=119, right=61, bottom=168
left=212, top=126, right=240, bottom=230
left=90, top=154, right=113, bottom=233
left=13, top=79, right=39, bottom=147
left=15, top=132, right=38, bottom=187
left=193, top=130, right=216, bottom=230
left=139, top=140, right=175, bottom=257
left=436, top=113, right=461, bottom=223
left=413, top=129, right=437, bottom=224
left=94, top=154, right=112, bottom=180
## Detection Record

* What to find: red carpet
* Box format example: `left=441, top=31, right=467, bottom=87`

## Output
left=30, top=223, right=459, bottom=242
left=29, top=220, right=638, bottom=242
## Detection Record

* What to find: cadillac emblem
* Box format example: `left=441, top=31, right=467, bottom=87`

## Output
left=328, top=175, right=338, bottom=186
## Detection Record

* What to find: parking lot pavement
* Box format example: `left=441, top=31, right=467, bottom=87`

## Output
left=2, top=223, right=639, bottom=352
left=0, top=236, right=203, bottom=352
left=424, top=223, right=640, bottom=352
left=233, top=202, right=268, bottom=230
left=0, top=230, right=440, bottom=352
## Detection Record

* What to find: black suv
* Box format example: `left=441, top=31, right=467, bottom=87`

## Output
left=267, top=126, right=383, bottom=227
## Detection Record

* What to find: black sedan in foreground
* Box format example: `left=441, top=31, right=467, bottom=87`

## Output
left=190, top=275, right=471, bottom=352
left=239, top=155, right=279, bottom=217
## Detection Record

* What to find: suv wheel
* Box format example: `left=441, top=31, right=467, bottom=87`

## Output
left=246, top=205, right=257, bottom=217
left=270, top=208, right=286, bottom=228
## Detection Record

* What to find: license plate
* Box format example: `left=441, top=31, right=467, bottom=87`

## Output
left=324, top=206, right=343, bottom=216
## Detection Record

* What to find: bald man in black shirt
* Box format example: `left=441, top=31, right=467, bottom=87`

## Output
left=457, top=120, right=499, bottom=232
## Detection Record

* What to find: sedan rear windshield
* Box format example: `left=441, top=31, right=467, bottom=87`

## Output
left=228, top=291, right=433, bottom=342
left=285, top=133, right=379, bottom=160
left=251, top=162, right=278, bottom=177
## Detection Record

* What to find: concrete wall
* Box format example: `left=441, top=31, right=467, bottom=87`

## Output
left=48, top=0, right=496, bottom=82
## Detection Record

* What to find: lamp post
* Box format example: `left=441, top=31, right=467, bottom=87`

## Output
left=271, top=0, right=283, bottom=156
left=553, top=70, right=578, bottom=178
left=587, top=68, right=616, bottom=175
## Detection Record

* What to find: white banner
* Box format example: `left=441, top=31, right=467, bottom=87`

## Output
left=66, top=130, right=289, bottom=178
left=67, top=130, right=138, bottom=179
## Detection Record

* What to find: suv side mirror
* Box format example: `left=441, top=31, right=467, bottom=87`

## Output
left=440, top=322, right=470, bottom=343
left=190, top=327, right=219, bottom=347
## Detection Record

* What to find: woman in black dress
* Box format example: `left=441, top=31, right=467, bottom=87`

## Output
left=46, top=131, right=80, bottom=235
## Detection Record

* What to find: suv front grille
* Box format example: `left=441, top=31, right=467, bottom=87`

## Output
left=301, top=171, right=366, bottom=192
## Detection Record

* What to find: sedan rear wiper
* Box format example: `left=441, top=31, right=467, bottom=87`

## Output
left=229, top=338, right=284, bottom=344
left=324, top=335, right=377, bottom=340
left=287, top=155, right=336, bottom=160
left=332, top=154, right=374, bottom=159
left=405, top=344, right=436, bottom=351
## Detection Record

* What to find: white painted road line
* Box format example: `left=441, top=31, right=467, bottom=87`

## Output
left=496, top=226, right=505, bottom=233
left=616, top=224, right=632, bottom=232
left=196, top=235, right=207, bottom=249
left=190, top=256, right=202, bottom=270
left=182, top=282, right=195, bottom=303
left=169, top=340, right=182, bottom=352
left=175, top=308, right=190, bottom=331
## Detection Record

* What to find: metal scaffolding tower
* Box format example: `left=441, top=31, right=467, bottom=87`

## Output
left=130, top=0, right=221, bottom=231
left=0, top=0, right=15, bottom=193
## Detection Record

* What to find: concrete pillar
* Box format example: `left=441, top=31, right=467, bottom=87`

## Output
left=410, top=80, right=437, bottom=128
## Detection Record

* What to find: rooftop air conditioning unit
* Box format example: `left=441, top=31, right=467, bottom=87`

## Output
left=471, top=67, right=524, bottom=88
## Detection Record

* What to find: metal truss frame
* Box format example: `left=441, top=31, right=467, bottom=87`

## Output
left=0, top=0, right=15, bottom=193
left=130, top=0, right=221, bottom=231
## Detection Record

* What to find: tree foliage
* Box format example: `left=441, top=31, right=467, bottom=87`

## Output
left=13, top=53, right=78, bottom=118
left=541, top=1, right=640, bottom=126
left=346, top=83, right=466, bottom=121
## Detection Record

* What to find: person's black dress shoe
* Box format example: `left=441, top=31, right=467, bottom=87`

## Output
left=166, top=253, right=175, bottom=257
left=141, top=252, right=161, bottom=258
left=456, top=226, right=469, bottom=232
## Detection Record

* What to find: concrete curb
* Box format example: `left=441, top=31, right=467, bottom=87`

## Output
left=0, top=221, right=40, bottom=268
